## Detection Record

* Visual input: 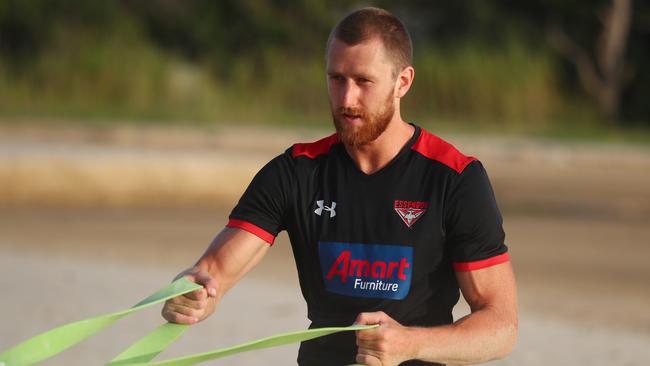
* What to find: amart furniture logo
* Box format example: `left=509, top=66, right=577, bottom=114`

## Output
left=318, top=242, right=413, bottom=300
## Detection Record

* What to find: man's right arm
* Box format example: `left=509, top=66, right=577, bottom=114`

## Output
left=164, top=151, right=294, bottom=324
left=162, top=227, right=270, bottom=324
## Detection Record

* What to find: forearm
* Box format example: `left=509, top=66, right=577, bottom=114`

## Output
left=163, top=227, right=269, bottom=325
left=355, top=265, right=517, bottom=365
left=194, top=227, right=269, bottom=298
left=408, top=306, right=517, bottom=365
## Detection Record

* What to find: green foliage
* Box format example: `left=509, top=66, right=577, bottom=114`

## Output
left=0, top=0, right=647, bottom=134
left=0, top=6, right=219, bottom=121
left=407, top=39, right=562, bottom=129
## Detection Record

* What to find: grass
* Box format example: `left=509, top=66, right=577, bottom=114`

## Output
left=0, top=24, right=647, bottom=145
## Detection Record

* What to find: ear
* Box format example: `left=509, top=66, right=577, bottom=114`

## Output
left=394, top=66, right=415, bottom=98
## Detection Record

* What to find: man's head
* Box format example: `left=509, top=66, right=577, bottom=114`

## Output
left=326, top=7, right=414, bottom=147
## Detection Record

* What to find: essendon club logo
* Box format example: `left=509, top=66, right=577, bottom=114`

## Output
left=318, top=242, right=413, bottom=300
left=394, top=200, right=428, bottom=228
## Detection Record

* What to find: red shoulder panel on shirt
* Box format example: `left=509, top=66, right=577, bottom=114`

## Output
left=292, top=133, right=339, bottom=159
left=411, top=129, right=476, bottom=174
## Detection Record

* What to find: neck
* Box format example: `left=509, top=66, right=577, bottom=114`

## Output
left=344, top=118, right=415, bottom=175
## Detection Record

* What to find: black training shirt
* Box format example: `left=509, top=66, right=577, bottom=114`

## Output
left=227, top=125, right=509, bottom=365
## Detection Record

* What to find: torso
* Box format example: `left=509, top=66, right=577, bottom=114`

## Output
left=286, top=126, right=474, bottom=365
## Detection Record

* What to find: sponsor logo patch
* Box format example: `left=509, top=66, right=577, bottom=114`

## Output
left=394, top=200, right=428, bottom=228
left=318, top=242, right=413, bottom=300
left=314, top=200, right=336, bottom=218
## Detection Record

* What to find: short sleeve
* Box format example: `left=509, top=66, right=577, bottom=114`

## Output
left=227, top=152, right=294, bottom=245
left=444, top=161, right=509, bottom=271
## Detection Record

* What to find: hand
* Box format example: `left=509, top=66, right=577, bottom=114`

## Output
left=354, top=311, right=416, bottom=366
left=161, top=267, right=219, bottom=324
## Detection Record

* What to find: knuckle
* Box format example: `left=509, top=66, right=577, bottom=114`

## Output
left=356, top=354, right=370, bottom=364
left=168, top=313, right=182, bottom=323
left=163, top=304, right=176, bottom=315
left=189, top=308, right=202, bottom=318
left=178, top=306, right=196, bottom=317
left=376, top=342, right=388, bottom=353
left=378, top=330, right=387, bottom=340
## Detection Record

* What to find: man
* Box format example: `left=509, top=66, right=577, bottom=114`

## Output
left=162, top=7, right=517, bottom=366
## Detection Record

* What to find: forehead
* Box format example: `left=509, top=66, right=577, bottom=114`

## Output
left=326, top=37, right=393, bottom=76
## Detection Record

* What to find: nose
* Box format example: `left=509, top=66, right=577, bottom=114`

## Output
left=339, top=80, right=359, bottom=108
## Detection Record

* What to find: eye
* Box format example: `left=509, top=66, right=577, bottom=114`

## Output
left=329, top=75, right=345, bottom=82
left=357, top=78, right=372, bottom=85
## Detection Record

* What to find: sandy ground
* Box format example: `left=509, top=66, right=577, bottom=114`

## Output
left=1, top=125, right=650, bottom=365
left=1, top=209, right=649, bottom=365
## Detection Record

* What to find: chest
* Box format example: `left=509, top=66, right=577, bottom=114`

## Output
left=290, top=155, right=453, bottom=260
left=288, top=157, right=455, bottom=300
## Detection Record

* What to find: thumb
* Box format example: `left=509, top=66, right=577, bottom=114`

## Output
left=186, top=270, right=219, bottom=297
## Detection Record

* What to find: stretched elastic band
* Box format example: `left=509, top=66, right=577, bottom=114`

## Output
left=0, top=278, right=201, bottom=366
left=0, top=278, right=378, bottom=366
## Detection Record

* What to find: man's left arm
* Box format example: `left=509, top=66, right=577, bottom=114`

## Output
left=355, top=261, right=518, bottom=365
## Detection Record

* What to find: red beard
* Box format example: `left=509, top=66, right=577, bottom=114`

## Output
left=332, top=91, right=394, bottom=147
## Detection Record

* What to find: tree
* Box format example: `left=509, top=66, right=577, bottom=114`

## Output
left=548, top=0, right=633, bottom=122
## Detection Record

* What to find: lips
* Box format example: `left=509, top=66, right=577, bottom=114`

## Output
left=343, top=115, right=362, bottom=125
left=343, top=113, right=359, bottom=118
left=339, top=110, right=364, bottom=123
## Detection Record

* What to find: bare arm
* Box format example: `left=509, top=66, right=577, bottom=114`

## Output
left=162, top=227, right=270, bottom=324
left=355, top=261, right=518, bottom=365
left=415, top=261, right=518, bottom=364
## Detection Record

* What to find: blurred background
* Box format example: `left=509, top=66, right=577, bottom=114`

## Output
left=0, top=1, right=649, bottom=365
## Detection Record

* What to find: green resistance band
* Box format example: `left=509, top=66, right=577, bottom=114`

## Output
left=107, top=323, right=192, bottom=365
left=110, top=323, right=377, bottom=366
left=0, top=278, right=201, bottom=366
left=0, top=278, right=378, bottom=366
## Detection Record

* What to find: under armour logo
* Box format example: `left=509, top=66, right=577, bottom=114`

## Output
left=314, top=200, right=336, bottom=218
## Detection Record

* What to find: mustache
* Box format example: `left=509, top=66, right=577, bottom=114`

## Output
left=336, top=107, right=367, bottom=119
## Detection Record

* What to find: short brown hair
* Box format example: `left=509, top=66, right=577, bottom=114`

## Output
left=326, top=7, right=413, bottom=76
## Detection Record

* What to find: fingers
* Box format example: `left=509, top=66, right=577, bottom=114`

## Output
left=356, top=352, right=382, bottom=366
left=354, top=312, right=406, bottom=365
left=185, top=288, right=208, bottom=301
left=354, top=311, right=387, bottom=347
left=356, top=328, right=385, bottom=343
left=162, top=293, right=214, bottom=323
left=177, top=292, right=209, bottom=309
left=356, top=331, right=391, bottom=366
left=354, top=311, right=389, bottom=326
left=161, top=303, right=198, bottom=324
left=163, top=268, right=219, bottom=325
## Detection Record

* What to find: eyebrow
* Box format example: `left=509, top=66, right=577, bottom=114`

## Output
left=327, top=71, right=375, bottom=80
